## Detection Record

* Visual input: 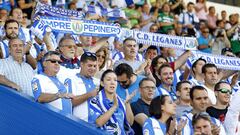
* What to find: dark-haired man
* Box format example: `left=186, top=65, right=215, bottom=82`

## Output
left=180, top=86, right=226, bottom=135
left=131, top=78, right=156, bottom=135
left=64, top=52, right=99, bottom=122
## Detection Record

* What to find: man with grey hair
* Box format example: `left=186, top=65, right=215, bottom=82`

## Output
left=0, top=37, right=34, bottom=97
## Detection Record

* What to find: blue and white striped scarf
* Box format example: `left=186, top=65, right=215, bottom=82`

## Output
left=90, top=89, right=134, bottom=135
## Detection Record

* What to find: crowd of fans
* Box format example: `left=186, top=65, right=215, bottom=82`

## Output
left=0, top=0, right=240, bottom=134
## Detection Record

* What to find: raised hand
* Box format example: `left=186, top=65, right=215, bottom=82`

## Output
left=125, top=89, right=137, bottom=104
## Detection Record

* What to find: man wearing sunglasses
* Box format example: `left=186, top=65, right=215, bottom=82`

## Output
left=32, top=51, right=89, bottom=115
left=207, top=81, right=232, bottom=123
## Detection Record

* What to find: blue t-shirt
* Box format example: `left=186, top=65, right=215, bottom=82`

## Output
left=197, top=34, right=213, bottom=53
left=116, top=75, right=145, bottom=103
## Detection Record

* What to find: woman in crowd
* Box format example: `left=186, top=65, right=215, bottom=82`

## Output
left=142, top=95, right=186, bottom=135
left=95, top=47, right=113, bottom=79
left=89, top=69, right=135, bottom=135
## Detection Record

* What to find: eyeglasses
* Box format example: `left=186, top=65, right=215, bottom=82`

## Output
left=140, top=86, right=156, bottom=90
left=46, top=59, right=62, bottom=64
left=23, top=16, right=27, bottom=19
left=216, top=88, right=232, bottom=94
left=203, top=31, right=209, bottom=33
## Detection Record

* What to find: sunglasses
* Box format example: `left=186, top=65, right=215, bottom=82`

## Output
left=193, top=112, right=210, bottom=120
left=84, top=52, right=97, bottom=58
left=46, top=59, right=62, bottom=64
left=118, top=80, right=128, bottom=84
left=216, top=88, right=232, bottom=94
left=203, top=31, right=209, bottom=33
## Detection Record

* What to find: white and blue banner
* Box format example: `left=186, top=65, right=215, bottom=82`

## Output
left=133, top=30, right=197, bottom=50
left=189, top=51, right=240, bottom=71
left=31, top=15, right=240, bottom=71
left=85, top=2, right=126, bottom=19
left=38, top=16, right=121, bottom=37
left=111, top=0, right=141, bottom=8
left=30, top=19, right=51, bottom=40
left=35, top=2, right=85, bottom=19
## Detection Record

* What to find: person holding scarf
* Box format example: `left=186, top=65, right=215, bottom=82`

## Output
left=89, top=69, right=135, bottom=135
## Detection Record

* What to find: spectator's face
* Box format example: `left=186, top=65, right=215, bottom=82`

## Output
left=202, top=29, right=209, bottom=38
left=215, top=83, right=232, bottom=105
left=0, top=9, right=7, bottom=21
left=6, top=22, right=19, bottom=39
left=139, top=80, right=156, bottom=102
left=59, top=39, right=76, bottom=59
left=187, top=4, right=194, bottom=12
left=177, top=83, right=191, bottom=102
left=204, top=67, right=218, bottom=86
left=191, top=89, right=209, bottom=112
left=218, top=21, right=225, bottom=29
left=221, top=11, right=227, bottom=19
left=194, top=118, right=212, bottom=135
left=43, top=54, right=61, bottom=75
left=209, top=7, right=215, bottom=14
left=22, top=13, right=28, bottom=25
left=40, top=0, right=49, bottom=4
left=117, top=73, right=131, bottom=89
left=161, top=96, right=177, bottom=115
left=162, top=4, right=170, bottom=13
left=149, top=25, right=158, bottom=33
left=12, top=8, right=23, bottom=23
left=154, top=57, right=167, bottom=72
left=96, top=50, right=106, bottom=68
left=80, top=60, right=98, bottom=77
left=146, top=49, right=158, bottom=60
left=101, top=72, right=117, bottom=94
left=159, top=67, right=174, bottom=86
left=9, top=38, right=24, bottom=59
left=142, top=4, right=150, bottom=13
left=193, top=60, right=206, bottom=75
left=123, top=40, right=138, bottom=58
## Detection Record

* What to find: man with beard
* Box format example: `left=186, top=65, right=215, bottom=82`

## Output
left=157, top=64, right=177, bottom=101
left=0, top=19, right=36, bottom=69
left=63, top=52, right=99, bottom=122
left=0, top=19, right=19, bottom=59
left=206, top=81, right=232, bottom=123
left=115, top=63, right=146, bottom=103
left=58, top=36, right=81, bottom=69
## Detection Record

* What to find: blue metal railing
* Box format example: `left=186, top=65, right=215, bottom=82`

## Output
left=0, top=85, right=107, bottom=135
